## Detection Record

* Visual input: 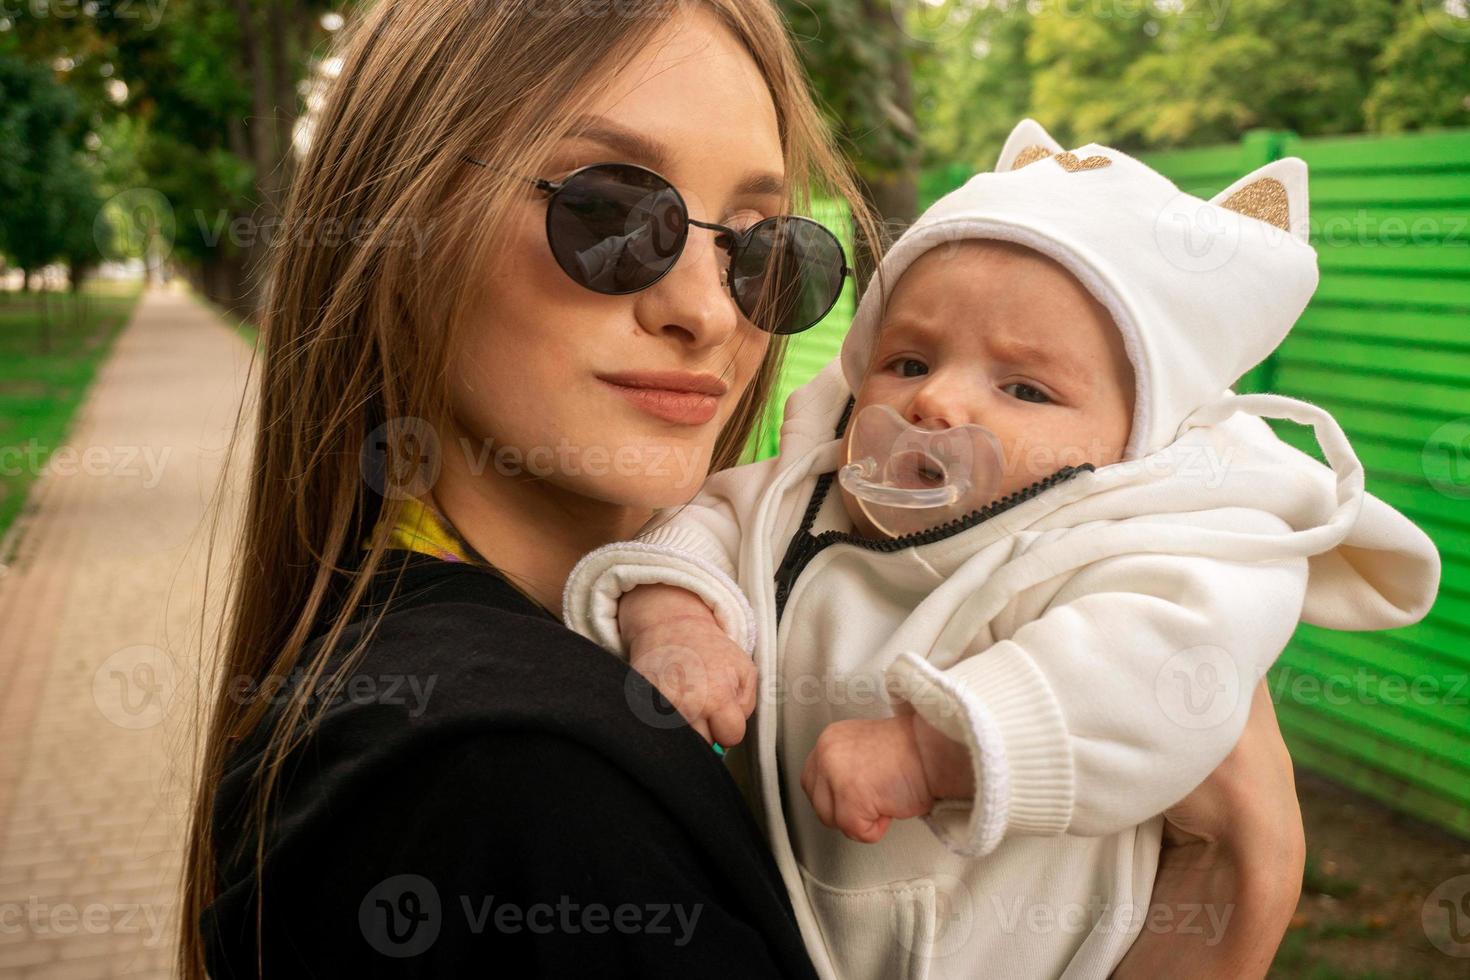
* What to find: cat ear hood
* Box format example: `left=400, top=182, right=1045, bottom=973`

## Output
left=839, top=118, right=1319, bottom=458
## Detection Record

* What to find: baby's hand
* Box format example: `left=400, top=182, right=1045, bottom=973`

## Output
left=618, top=584, right=756, bottom=747
left=800, top=715, right=975, bottom=844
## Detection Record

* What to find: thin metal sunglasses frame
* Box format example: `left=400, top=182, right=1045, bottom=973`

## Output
left=460, top=154, right=851, bottom=332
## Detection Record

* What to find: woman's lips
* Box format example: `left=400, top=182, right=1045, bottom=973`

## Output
left=598, top=371, right=726, bottom=426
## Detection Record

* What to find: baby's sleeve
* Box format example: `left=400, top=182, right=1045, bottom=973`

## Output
left=562, top=455, right=779, bottom=660
left=883, top=514, right=1309, bottom=857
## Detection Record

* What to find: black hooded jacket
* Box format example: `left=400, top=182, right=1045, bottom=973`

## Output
left=200, top=553, right=819, bottom=979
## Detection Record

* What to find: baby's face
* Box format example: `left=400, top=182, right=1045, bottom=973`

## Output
left=842, top=240, right=1134, bottom=536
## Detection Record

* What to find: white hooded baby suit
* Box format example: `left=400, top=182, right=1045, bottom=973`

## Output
left=562, top=120, right=1442, bottom=979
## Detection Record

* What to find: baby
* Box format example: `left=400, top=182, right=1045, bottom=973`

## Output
left=564, top=120, right=1440, bottom=979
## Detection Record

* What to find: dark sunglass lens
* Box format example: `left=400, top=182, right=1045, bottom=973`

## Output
left=546, top=165, right=686, bottom=294
left=729, top=217, right=846, bottom=335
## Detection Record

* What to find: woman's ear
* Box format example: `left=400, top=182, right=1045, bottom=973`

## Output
left=1210, top=157, right=1311, bottom=244
left=996, top=118, right=1064, bottom=173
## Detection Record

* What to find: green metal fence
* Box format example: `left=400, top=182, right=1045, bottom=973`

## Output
left=747, top=127, right=1470, bottom=838
left=1142, top=129, right=1470, bottom=838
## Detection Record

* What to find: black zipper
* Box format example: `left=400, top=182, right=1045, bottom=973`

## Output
left=772, top=400, right=1094, bottom=621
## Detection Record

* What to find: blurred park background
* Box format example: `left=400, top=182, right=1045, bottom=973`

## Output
left=1, top=1, right=1468, bottom=977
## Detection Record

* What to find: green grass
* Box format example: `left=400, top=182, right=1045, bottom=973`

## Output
left=0, top=280, right=144, bottom=546
left=1271, top=929, right=1391, bottom=980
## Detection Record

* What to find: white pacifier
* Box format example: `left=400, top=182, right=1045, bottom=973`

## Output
left=838, top=403, right=1005, bottom=538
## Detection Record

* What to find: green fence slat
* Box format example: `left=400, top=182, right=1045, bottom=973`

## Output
left=1282, top=334, right=1470, bottom=381
left=1294, top=129, right=1470, bottom=172
left=1289, top=627, right=1470, bottom=714
left=1309, top=205, right=1470, bottom=246
left=1295, top=306, right=1470, bottom=350
left=1364, top=480, right=1470, bottom=537
left=1279, top=731, right=1470, bottom=839
left=1308, top=172, right=1470, bottom=207
left=1274, top=701, right=1470, bottom=838
left=1271, top=664, right=1470, bottom=796
left=1272, top=362, right=1470, bottom=415
left=1313, top=272, right=1470, bottom=308
left=1317, top=246, right=1470, bottom=279
left=1272, top=703, right=1470, bottom=815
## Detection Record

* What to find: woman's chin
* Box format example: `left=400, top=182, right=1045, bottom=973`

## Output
left=582, top=438, right=715, bottom=508
left=595, top=473, right=710, bottom=512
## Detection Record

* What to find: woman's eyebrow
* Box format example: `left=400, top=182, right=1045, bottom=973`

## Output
left=564, top=113, right=786, bottom=198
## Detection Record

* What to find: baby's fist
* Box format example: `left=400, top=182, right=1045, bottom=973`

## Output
left=619, top=584, right=756, bottom=747
left=800, top=716, right=937, bottom=844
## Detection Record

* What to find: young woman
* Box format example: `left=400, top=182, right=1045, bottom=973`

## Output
left=181, top=1, right=1306, bottom=976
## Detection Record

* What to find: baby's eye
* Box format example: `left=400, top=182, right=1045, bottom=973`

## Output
left=891, top=358, right=928, bottom=378
left=1002, top=382, right=1051, bottom=404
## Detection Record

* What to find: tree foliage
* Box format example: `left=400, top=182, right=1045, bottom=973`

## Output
left=0, top=46, right=101, bottom=285
left=8, top=0, right=335, bottom=314
left=1366, top=3, right=1470, bottom=131
left=4, top=0, right=1465, bottom=291
left=899, top=0, right=1469, bottom=175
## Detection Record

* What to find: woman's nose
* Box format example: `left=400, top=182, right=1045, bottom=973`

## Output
left=632, top=226, right=742, bottom=353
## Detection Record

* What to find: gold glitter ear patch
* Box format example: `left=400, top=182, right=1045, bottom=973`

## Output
left=1010, top=146, right=1112, bottom=173
left=1219, top=177, right=1290, bottom=231
left=1053, top=151, right=1112, bottom=172
left=1011, top=145, right=1053, bottom=170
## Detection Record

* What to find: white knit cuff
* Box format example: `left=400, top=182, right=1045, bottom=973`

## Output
left=636, top=518, right=739, bottom=580
left=561, top=541, right=756, bottom=659
left=884, top=645, right=1074, bottom=856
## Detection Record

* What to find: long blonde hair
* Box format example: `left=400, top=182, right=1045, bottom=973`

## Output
left=179, top=1, right=885, bottom=975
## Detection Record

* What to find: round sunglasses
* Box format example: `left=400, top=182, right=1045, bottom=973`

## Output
left=461, top=156, right=850, bottom=336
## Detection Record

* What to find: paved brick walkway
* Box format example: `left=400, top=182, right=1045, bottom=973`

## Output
left=0, top=287, right=254, bottom=978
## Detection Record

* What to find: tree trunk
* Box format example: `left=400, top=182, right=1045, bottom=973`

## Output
left=142, top=225, right=158, bottom=288
left=266, top=0, right=300, bottom=185
left=229, top=0, right=295, bottom=318
left=850, top=0, right=921, bottom=292
left=37, top=286, right=52, bottom=355
left=197, top=251, right=254, bottom=322
left=852, top=169, right=920, bottom=292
